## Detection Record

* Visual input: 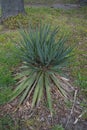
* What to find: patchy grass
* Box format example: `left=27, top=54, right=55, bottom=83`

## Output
left=0, top=114, right=17, bottom=130
left=2, top=7, right=87, bottom=84
left=52, top=124, right=64, bottom=130
left=0, top=5, right=87, bottom=98
left=0, top=33, right=20, bottom=87
left=0, top=5, right=87, bottom=94
left=0, top=5, right=87, bottom=129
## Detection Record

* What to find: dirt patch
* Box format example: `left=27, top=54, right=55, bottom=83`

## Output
left=0, top=92, right=87, bottom=130
left=25, top=3, right=80, bottom=9
left=51, top=4, right=80, bottom=9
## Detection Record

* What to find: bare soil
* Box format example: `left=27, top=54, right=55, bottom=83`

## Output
left=25, top=3, right=81, bottom=9
left=0, top=90, right=87, bottom=130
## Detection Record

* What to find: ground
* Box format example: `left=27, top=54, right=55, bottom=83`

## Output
left=0, top=0, right=87, bottom=130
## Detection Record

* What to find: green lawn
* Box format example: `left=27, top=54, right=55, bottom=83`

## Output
left=0, top=4, right=87, bottom=129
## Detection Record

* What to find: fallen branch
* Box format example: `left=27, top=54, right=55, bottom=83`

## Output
left=65, top=89, right=78, bottom=128
left=74, top=110, right=87, bottom=124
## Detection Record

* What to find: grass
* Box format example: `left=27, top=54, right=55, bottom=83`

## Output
left=0, top=4, right=87, bottom=129
left=0, top=33, right=20, bottom=87
left=0, top=114, right=18, bottom=130
left=52, top=124, right=64, bottom=130
left=0, top=5, right=87, bottom=97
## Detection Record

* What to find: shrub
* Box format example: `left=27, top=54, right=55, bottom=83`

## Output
left=9, top=24, right=74, bottom=115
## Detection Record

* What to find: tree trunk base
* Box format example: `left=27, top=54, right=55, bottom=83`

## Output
left=1, top=0, right=25, bottom=22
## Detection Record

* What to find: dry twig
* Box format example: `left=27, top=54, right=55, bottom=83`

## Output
left=74, top=110, right=87, bottom=124
left=65, top=89, right=78, bottom=128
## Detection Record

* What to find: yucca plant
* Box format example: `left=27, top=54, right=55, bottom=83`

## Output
left=9, top=24, right=74, bottom=116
